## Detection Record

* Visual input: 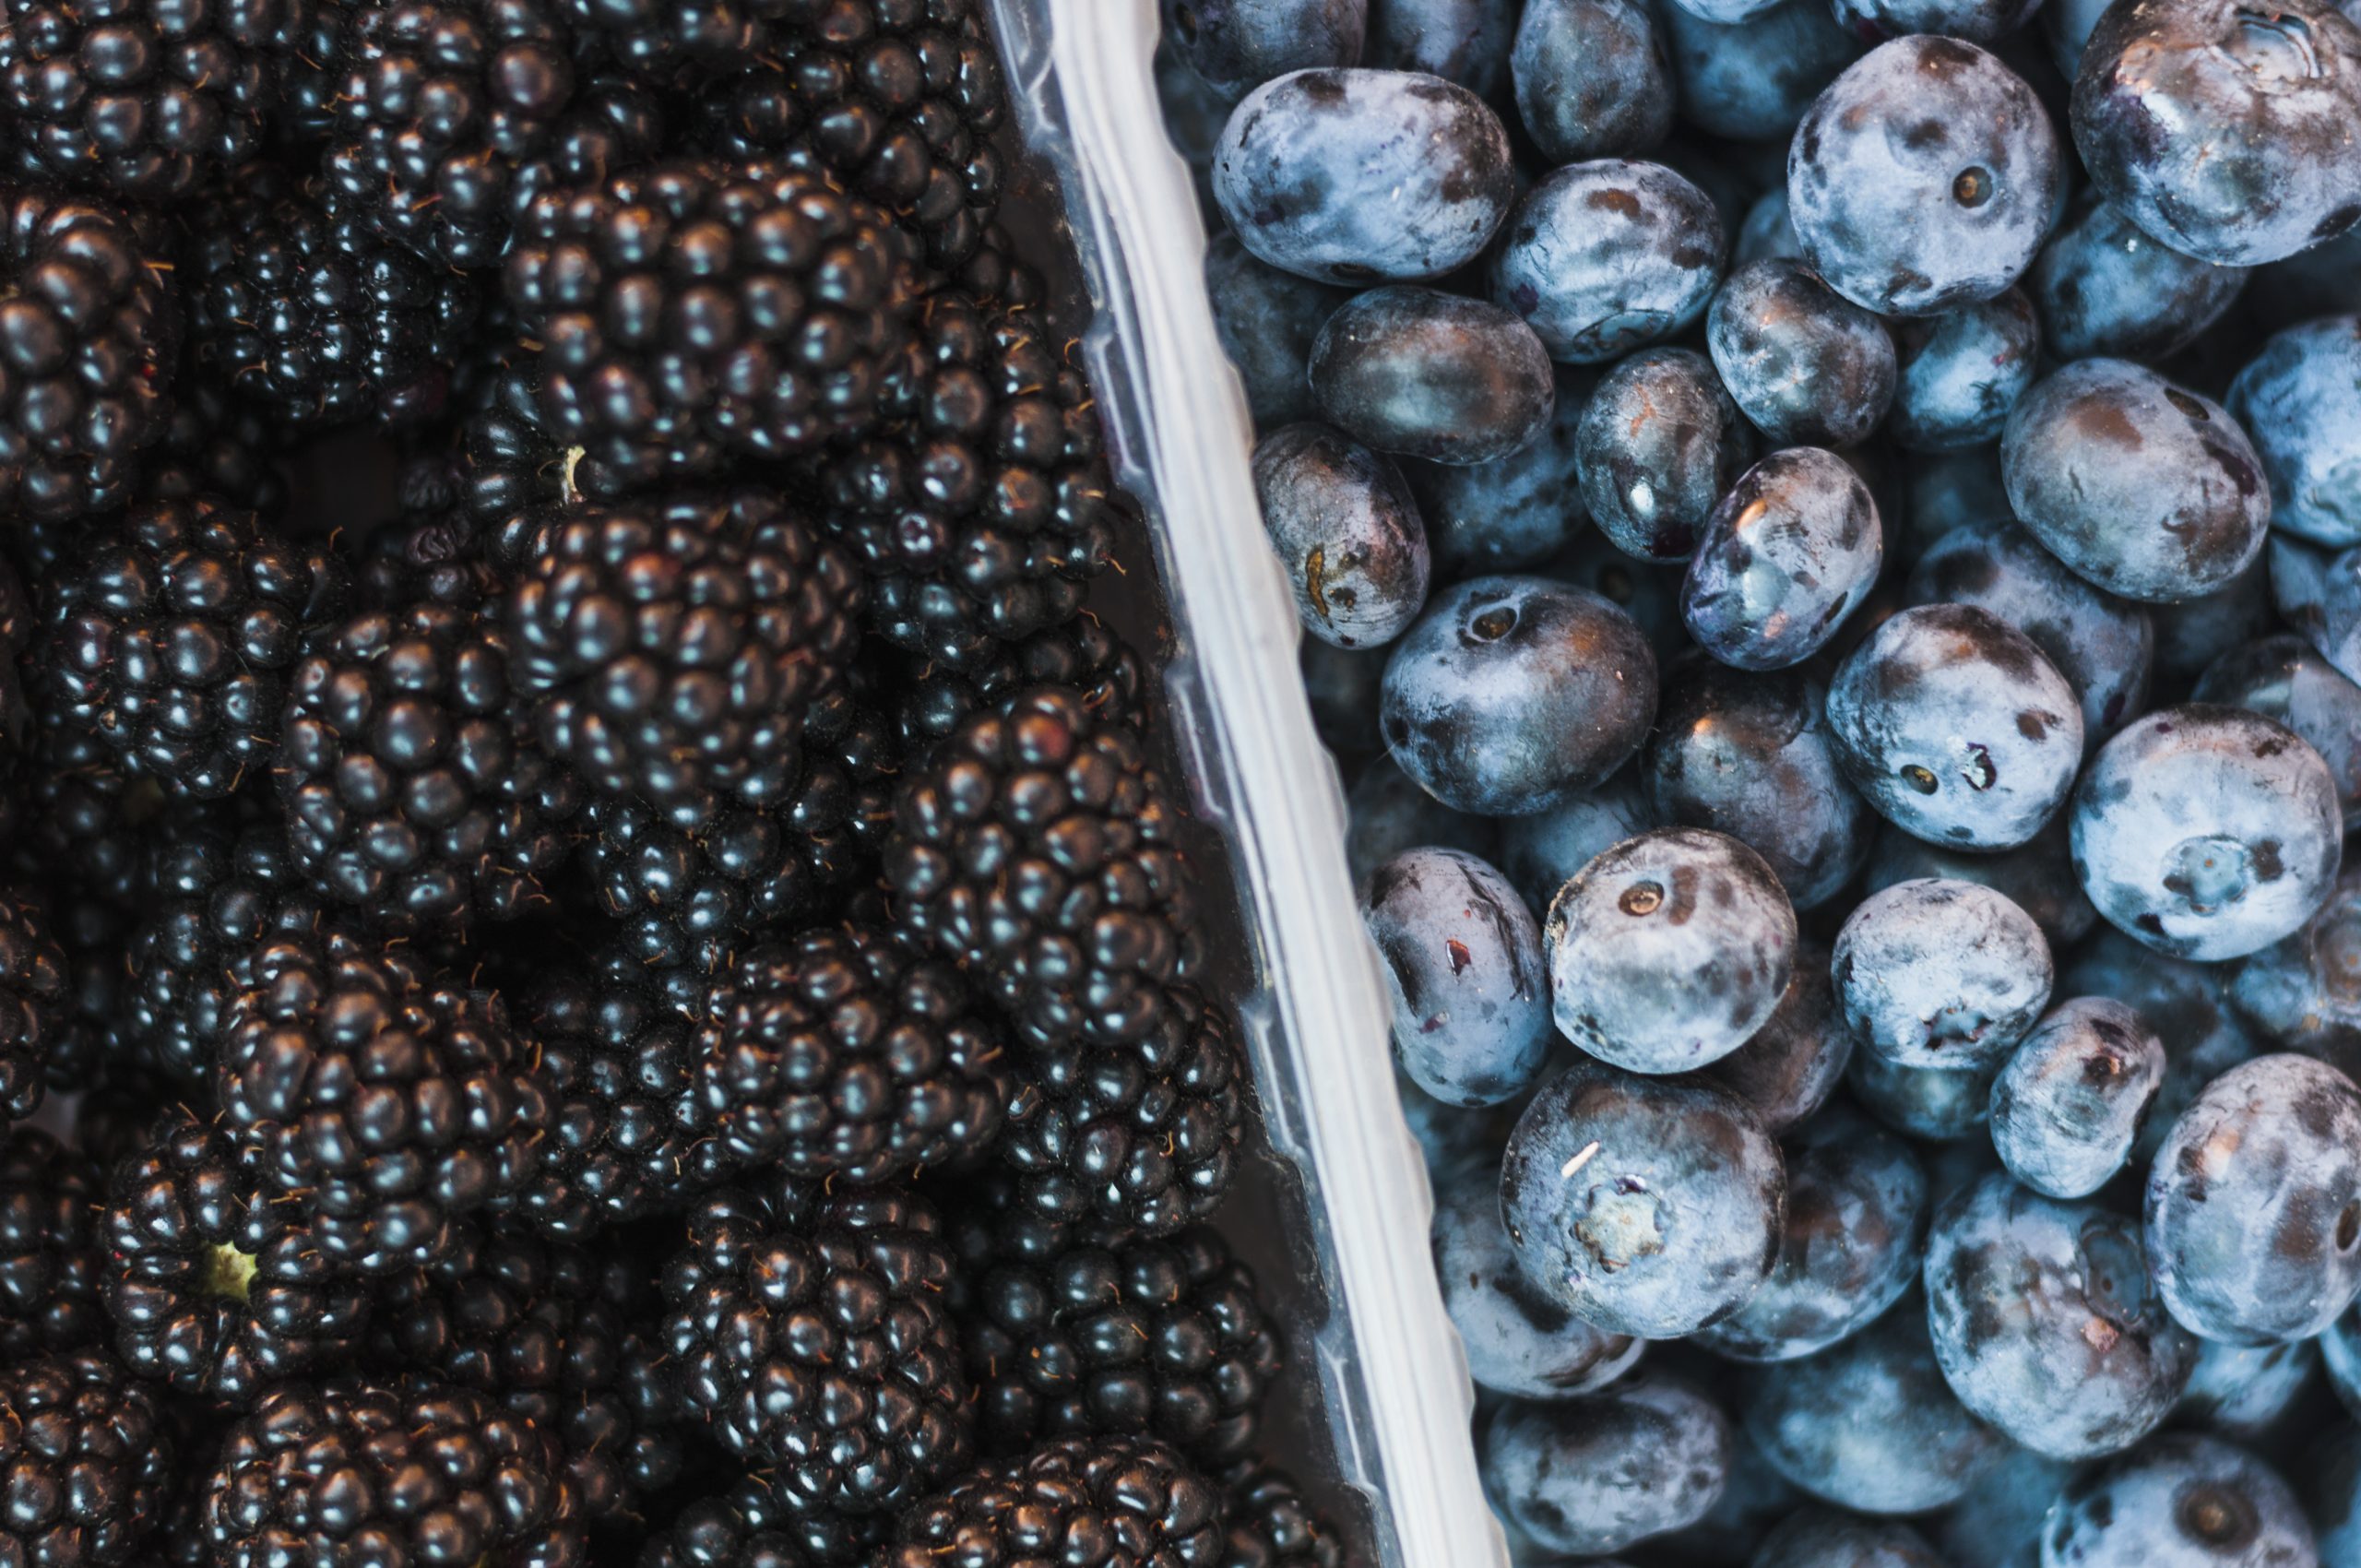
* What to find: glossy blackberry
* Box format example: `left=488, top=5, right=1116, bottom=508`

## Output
left=679, top=921, right=1012, bottom=1185
left=502, top=159, right=924, bottom=488
left=1219, top=1465, right=1347, bottom=1568
left=881, top=1437, right=1226, bottom=1568
left=34, top=496, right=350, bottom=798
left=0, top=886, right=68, bottom=1124
left=504, top=490, right=864, bottom=830
left=0, top=1349, right=176, bottom=1568
left=825, top=291, right=1119, bottom=671
left=886, top=686, right=1199, bottom=1049
left=954, top=1222, right=1284, bottom=1467
left=0, top=0, right=306, bottom=202
left=198, top=1376, right=587, bottom=1568
left=659, top=1182, right=972, bottom=1515
left=891, top=611, right=1147, bottom=750
left=99, top=1109, right=369, bottom=1406
left=691, top=0, right=1007, bottom=268
left=0, top=1127, right=102, bottom=1360
left=640, top=1478, right=823, bottom=1568
left=146, top=358, right=290, bottom=517
left=0, top=184, right=176, bottom=523
left=215, top=932, right=555, bottom=1275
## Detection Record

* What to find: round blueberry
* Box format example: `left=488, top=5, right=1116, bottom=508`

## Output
left=2197, top=635, right=2361, bottom=830
left=1655, top=0, right=1864, bottom=141
left=1575, top=347, right=1753, bottom=565
left=2160, top=552, right=2278, bottom=686
left=1163, top=0, right=1368, bottom=94
left=1481, top=1373, right=1732, bottom=1557
left=1496, top=775, right=1658, bottom=917
left=1989, top=997, right=2166, bottom=1200
left=1706, top=258, right=1898, bottom=449
left=1830, top=0, right=2042, bottom=43
left=1902, top=445, right=2011, bottom=563
left=1206, top=233, right=1354, bottom=429
left=1252, top=422, right=1431, bottom=648
left=1849, top=1051, right=2000, bottom=1143
left=2072, top=0, right=2361, bottom=266
left=1546, top=826, right=1798, bottom=1075
left=1490, top=160, right=1725, bottom=365
left=1937, top=1445, right=2084, bottom=1568
left=2232, top=866, right=2361, bottom=1075
left=1381, top=575, right=1657, bottom=815
left=1363, top=0, right=1513, bottom=98
left=1345, top=754, right=1495, bottom=883
left=1925, top=1172, right=2199, bottom=1458
left=2041, top=1434, right=2316, bottom=1568
left=2060, top=926, right=2263, bottom=1164
left=1887, top=290, right=2041, bottom=452
left=1681, top=447, right=1884, bottom=671
left=1753, top=1510, right=1948, bottom=1568
left=1865, top=819, right=2098, bottom=951
left=2225, top=316, right=2361, bottom=548
left=1406, top=380, right=1587, bottom=577
left=2028, top=193, right=2251, bottom=363
left=1362, top=847, right=1553, bottom=1107
left=1510, top=0, right=1674, bottom=160
left=2272, top=533, right=2361, bottom=688
left=1433, top=1177, right=1643, bottom=1401
left=1834, top=877, right=2054, bottom=1072
left=1689, top=943, right=1855, bottom=1134
left=1214, top=68, right=1514, bottom=282
left=1500, top=1061, right=1786, bottom=1336
left=2177, top=1336, right=2320, bottom=1443
left=1735, top=188, right=1806, bottom=266
left=1311, top=286, right=1558, bottom=464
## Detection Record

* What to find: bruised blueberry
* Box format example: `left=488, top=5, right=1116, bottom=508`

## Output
left=1252, top=422, right=1431, bottom=648
left=1681, top=447, right=1883, bottom=672
left=1575, top=347, right=1752, bottom=566
left=1490, top=160, right=1726, bottom=365
left=1706, top=258, right=1896, bottom=449
left=1988, top=997, right=2165, bottom=1200
left=1834, top=877, right=2054, bottom=1072
left=1310, top=286, right=1558, bottom=464
left=1361, top=846, right=1554, bottom=1107
left=2061, top=926, right=2263, bottom=1164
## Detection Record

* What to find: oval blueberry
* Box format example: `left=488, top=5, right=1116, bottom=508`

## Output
left=1834, top=877, right=2054, bottom=1073
left=1575, top=347, right=1752, bottom=565
left=1206, top=233, right=1354, bottom=428
left=1252, top=422, right=1430, bottom=648
left=2029, top=193, right=2251, bottom=362
left=1163, top=0, right=1368, bottom=95
left=1887, top=289, right=2041, bottom=452
left=1361, top=846, right=1554, bottom=1107
left=1681, top=447, right=1883, bottom=672
left=1490, top=160, right=1726, bottom=365
left=1432, top=1177, right=1643, bottom=1401
left=1706, top=258, right=1897, bottom=449
left=1988, top=997, right=2166, bottom=1200
left=1509, top=0, right=1674, bottom=162
left=1310, top=285, right=1557, bottom=464
left=2225, top=315, right=2361, bottom=549
left=1481, top=1373, right=1732, bottom=1557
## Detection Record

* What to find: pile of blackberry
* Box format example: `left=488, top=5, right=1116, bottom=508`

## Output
left=0, top=5, right=1340, bottom=1567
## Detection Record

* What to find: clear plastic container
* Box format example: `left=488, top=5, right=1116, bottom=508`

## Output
left=981, top=7, right=1504, bottom=1568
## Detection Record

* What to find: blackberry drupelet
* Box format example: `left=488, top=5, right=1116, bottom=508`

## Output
left=882, top=1436, right=1226, bottom=1568
left=660, top=1182, right=972, bottom=1515
left=99, top=1110, right=370, bottom=1405
left=955, top=1221, right=1284, bottom=1467
left=0, top=886, right=68, bottom=1123
left=0, top=184, right=176, bottom=523
left=0, top=1350, right=176, bottom=1567
left=0, top=1127, right=102, bottom=1359
left=885, top=685, right=1199, bottom=1049
left=198, top=1376, right=587, bottom=1568
left=502, top=159, right=924, bottom=486
left=35, top=497, right=350, bottom=798
left=1219, top=1465, right=1347, bottom=1568
left=891, top=610, right=1146, bottom=749
left=216, top=932, right=555, bottom=1275
left=504, top=490, right=864, bottom=830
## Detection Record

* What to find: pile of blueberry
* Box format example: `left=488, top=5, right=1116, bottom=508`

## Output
left=1160, top=0, right=2361, bottom=1562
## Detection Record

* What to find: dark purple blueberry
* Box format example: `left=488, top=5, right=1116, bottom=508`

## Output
left=1481, top=1374, right=1732, bottom=1557
left=2072, top=0, right=2361, bottom=266
left=1734, top=188, right=1806, bottom=267
left=2233, top=866, right=2361, bottom=1075
left=2177, top=1336, right=2319, bottom=1443
left=1361, top=847, right=1554, bottom=1107
left=1345, top=755, right=1496, bottom=883
left=1988, top=997, right=2165, bottom=1200
left=1642, top=661, right=1874, bottom=909
left=1787, top=38, right=2059, bottom=315
left=1848, top=1052, right=2000, bottom=1142
left=1431, top=1178, right=1642, bottom=1400
left=1252, top=422, right=1432, bottom=647
left=1655, top=0, right=1863, bottom=141
left=2044, top=1435, right=2315, bottom=1568
left=1205, top=233, right=1354, bottom=428
left=1213, top=68, right=1513, bottom=282
left=1688, top=944, right=1854, bottom=1134
left=2070, top=705, right=2343, bottom=962
left=2160, top=551, right=2278, bottom=685
left=2030, top=194, right=2251, bottom=362
left=1575, top=347, right=1752, bottom=565
left=1543, top=530, right=1691, bottom=658
left=2147, top=1053, right=2361, bottom=1345
left=2225, top=315, right=2361, bottom=548
left=1310, top=286, right=1557, bottom=463
left=1406, top=381, right=1587, bottom=576
left=1834, top=877, right=2053, bottom=1072
left=1752, top=1510, right=1948, bottom=1568
left=2044, top=0, right=2112, bottom=76
left=1510, top=0, right=1674, bottom=161
left=1490, top=160, right=1725, bottom=365
left=1546, top=827, right=1798, bottom=1075
left=2273, top=533, right=2361, bottom=686
left=1864, top=819, right=2097, bottom=949
left=1381, top=575, right=1657, bottom=814
left=1364, top=0, right=1513, bottom=97
left=2060, top=926, right=2263, bottom=1163
left=2197, top=635, right=2361, bottom=829
left=1706, top=258, right=1897, bottom=449
left=1681, top=447, right=1884, bottom=671
left=1495, top=777, right=1658, bottom=916
left=1901, top=445, right=2011, bottom=563
left=1165, top=0, right=1368, bottom=94
left=1500, top=1061, right=1786, bottom=1336
left=1830, top=0, right=2042, bottom=42
left=1887, top=290, right=2041, bottom=452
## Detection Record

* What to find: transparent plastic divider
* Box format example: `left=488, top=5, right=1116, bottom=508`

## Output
left=979, top=6, right=1506, bottom=1568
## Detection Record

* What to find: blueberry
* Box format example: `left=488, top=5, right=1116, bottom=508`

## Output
left=1743, top=1301, right=2001, bottom=1515
left=1545, top=529, right=1692, bottom=659
left=1988, top=997, right=2166, bottom=1200
left=1310, top=286, right=1558, bottom=464
left=2272, top=534, right=2361, bottom=687
left=2328, top=1301, right=2361, bottom=1419
left=1214, top=69, right=1513, bottom=283
left=1827, top=603, right=2086, bottom=851
left=1547, top=826, right=1799, bottom=1075
left=2028, top=194, right=2251, bottom=363
left=1345, top=754, right=1496, bottom=883
left=1652, top=1427, right=1805, bottom=1566
left=1643, top=661, right=1875, bottom=909
left=1206, top=233, right=1354, bottom=428
left=1736, top=188, right=1807, bottom=266
left=1864, top=820, right=2098, bottom=950
left=2314, top=1429, right=2361, bottom=1568
left=1834, top=877, right=2054, bottom=1072
left=2072, top=0, right=2361, bottom=266
left=1707, top=259, right=1898, bottom=449
left=1362, top=847, right=1554, bottom=1107
left=1829, top=0, right=2042, bottom=44
left=1682, top=447, right=1884, bottom=671
left=1363, top=0, right=1513, bottom=98
left=1690, top=942, right=1856, bottom=1133
left=1382, top=575, right=1657, bottom=814
left=1925, top=1172, right=2198, bottom=1458
left=1302, top=638, right=1388, bottom=761
left=2159, top=552, right=2278, bottom=686
left=1937, top=1445, right=2085, bottom=1568
left=2070, top=704, right=2343, bottom=962
left=1576, top=347, right=1753, bottom=565
left=1500, top=1061, right=1786, bottom=1336
left=1496, top=775, right=1659, bottom=916
left=1658, top=0, right=1787, bottom=25
left=1788, top=38, right=2059, bottom=316
left=1433, top=1177, right=1643, bottom=1400
left=1510, top=0, right=1675, bottom=162
left=1654, top=0, right=1864, bottom=142
left=1399, top=1075, right=1524, bottom=1188
left=1406, top=379, right=1587, bottom=576
left=1481, top=1373, right=1732, bottom=1557
left=2225, top=316, right=2361, bottom=548
left=1157, top=43, right=1236, bottom=198
left=2041, top=0, right=2112, bottom=77
left=2197, top=635, right=2361, bottom=830
left=1751, top=1509, right=1950, bottom=1568
left=1902, top=445, right=2012, bottom=563
left=1696, top=1103, right=1928, bottom=1362
left=2041, top=1434, right=2316, bottom=1568
left=2177, top=1336, right=2320, bottom=1443
left=1252, top=422, right=1431, bottom=648
left=2058, top=926, right=2263, bottom=1163
left=1906, top=520, right=2155, bottom=745
left=1850, top=1051, right=2001, bottom=1143
left=1887, top=291, right=2041, bottom=452
left=2234, top=868, right=2361, bottom=1077
left=1164, top=0, right=1367, bottom=94
left=1491, top=160, right=1726, bottom=365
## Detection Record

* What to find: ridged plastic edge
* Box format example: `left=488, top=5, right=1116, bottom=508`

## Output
left=979, top=7, right=1505, bottom=1568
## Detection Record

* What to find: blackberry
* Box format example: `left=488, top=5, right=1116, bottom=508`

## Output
left=0, top=886, right=68, bottom=1123
left=954, top=1222, right=1284, bottom=1467
left=679, top=921, right=1011, bottom=1185
left=501, top=159, right=924, bottom=486
left=278, top=597, right=586, bottom=932
left=504, top=490, right=864, bottom=830
left=34, top=496, right=350, bottom=798
left=74, top=1069, right=198, bottom=1171
left=0, top=1127, right=102, bottom=1359
left=146, top=358, right=291, bottom=517
left=882, top=1437, right=1226, bottom=1568
left=659, top=1182, right=971, bottom=1515
left=99, top=1110, right=370, bottom=1405
left=891, top=611, right=1147, bottom=750
left=640, top=1477, right=825, bottom=1568
left=885, top=686, right=1199, bottom=1049
left=198, top=1376, right=587, bottom=1568
left=825, top=291, right=1118, bottom=670
left=215, top=932, right=556, bottom=1275
left=0, top=551, right=30, bottom=749
left=1219, top=1465, right=1347, bottom=1568
left=0, top=1349, right=176, bottom=1567
left=0, top=184, right=176, bottom=523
